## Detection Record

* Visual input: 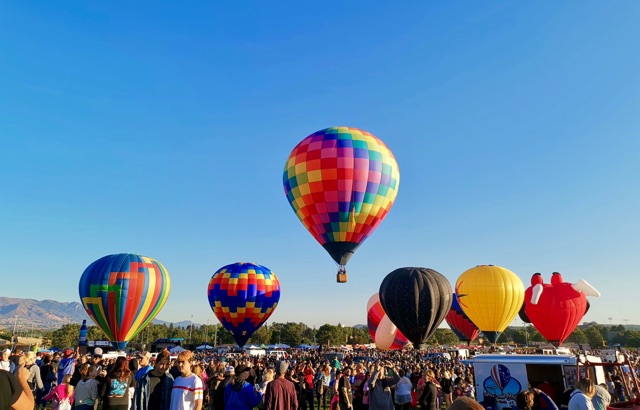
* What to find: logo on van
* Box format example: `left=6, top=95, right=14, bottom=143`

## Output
left=483, top=364, right=522, bottom=399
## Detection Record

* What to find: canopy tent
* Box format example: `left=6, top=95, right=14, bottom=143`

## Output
left=295, top=344, right=319, bottom=350
left=196, top=345, right=214, bottom=351
left=169, top=346, right=186, bottom=354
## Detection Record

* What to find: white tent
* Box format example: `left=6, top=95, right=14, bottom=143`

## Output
left=196, top=344, right=214, bottom=351
left=170, top=346, right=186, bottom=353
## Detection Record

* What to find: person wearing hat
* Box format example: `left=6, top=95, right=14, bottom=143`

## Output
left=264, top=361, right=298, bottom=410
left=132, top=349, right=174, bottom=410
left=213, top=366, right=235, bottom=410
left=135, top=352, right=154, bottom=381
left=91, top=348, right=104, bottom=373
left=224, top=364, right=262, bottom=410
left=57, top=348, right=79, bottom=385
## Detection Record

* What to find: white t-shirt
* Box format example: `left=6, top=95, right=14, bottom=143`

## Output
left=170, top=374, right=204, bottom=410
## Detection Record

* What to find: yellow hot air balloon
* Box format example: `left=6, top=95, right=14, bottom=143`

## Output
left=455, top=265, right=524, bottom=344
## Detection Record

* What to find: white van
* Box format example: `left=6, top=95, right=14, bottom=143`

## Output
left=101, top=351, right=127, bottom=360
left=269, top=350, right=288, bottom=360
left=473, top=354, right=604, bottom=410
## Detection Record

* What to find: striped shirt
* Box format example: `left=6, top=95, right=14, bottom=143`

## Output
left=170, top=374, right=204, bottom=410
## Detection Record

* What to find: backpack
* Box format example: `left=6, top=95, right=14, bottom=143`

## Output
left=58, top=398, right=72, bottom=410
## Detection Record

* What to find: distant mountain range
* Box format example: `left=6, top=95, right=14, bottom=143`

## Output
left=0, top=297, right=195, bottom=330
left=0, top=297, right=91, bottom=329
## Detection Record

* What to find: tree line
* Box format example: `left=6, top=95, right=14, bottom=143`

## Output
left=2, top=322, right=639, bottom=351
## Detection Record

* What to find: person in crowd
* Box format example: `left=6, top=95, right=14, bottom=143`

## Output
left=91, top=348, right=104, bottom=373
left=569, top=378, right=596, bottom=410
left=57, top=348, right=78, bottom=385
left=24, top=351, right=44, bottom=395
left=70, top=354, right=91, bottom=387
left=214, top=365, right=235, bottom=410
left=37, top=354, right=56, bottom=410
left=136, top=352, right=154, bottom=381
left=513, top=390, right=536, bottom=410
left=264, top=361, right=298, bottom=410
left=74, top=363, right=99, bottom=410
left=417, top=370, right=437, bottom=410
left=1, top=349, right=15, bottom=373
left=99, top=356, right=136, bottom=410
left=1, top=366, right=35, bottom=410
left=440, top=370, right=453, bottom=407
left=463, top=376, right=475, bottom=399
left=132, top=348, right=174, bottom=410
left=224, top=364, right=262, bottom=410
left=44, top=373, right=74, bottom=410
left=393, top=369, right=412, bottom=410
left=367, top=363, right=399, bottom=410
left=316, top=365, right=332, bottom=410
left=338, top=367, right=353, bottom=410
left=170, top=350, right=204, bottom=410
left=592, top=383, right=611, bottom=410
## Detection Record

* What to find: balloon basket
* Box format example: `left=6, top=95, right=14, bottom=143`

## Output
left=337, top=272, right=348, bottom=283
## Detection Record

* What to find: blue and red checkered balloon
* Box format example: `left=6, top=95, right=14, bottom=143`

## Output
left=207, top=262, right=280, bottom=347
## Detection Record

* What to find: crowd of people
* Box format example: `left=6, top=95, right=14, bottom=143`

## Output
left=1, top=345, right=639, bottom=410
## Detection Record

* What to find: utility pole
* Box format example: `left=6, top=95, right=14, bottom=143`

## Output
left=12, top=315, right=18, bottom=349
left=189, top=315, right=194, bottom=344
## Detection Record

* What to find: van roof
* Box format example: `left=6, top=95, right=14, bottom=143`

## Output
left=472, top=354, right=579, bottom=365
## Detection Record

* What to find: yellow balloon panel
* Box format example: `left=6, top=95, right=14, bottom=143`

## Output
left=455, top=265, right=524, bottom=333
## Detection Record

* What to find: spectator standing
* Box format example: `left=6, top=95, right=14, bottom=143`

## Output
left=170, top=350, right=204, bottom=410
left=568, top=379, right=596, bottom=410
left=132, top=349, right=174, bottom=410
left=99, top=356, right=136, bottom=410
left=74, top=364, right=99, bottom=410
left=224, top=364, right=262, bottom=410
left=264, top=361, right=298, bottom=410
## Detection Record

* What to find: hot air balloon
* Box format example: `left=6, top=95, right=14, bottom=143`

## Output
left=207, top=262, right=280, bottom=347
left=491, top=364, right=511, bottom=391
left=522, top=272, right=600, bottom=347
left=445, top=293, right=480, bottom=344
left=379, top=267, right=452, bottom=349
left=367, top=293, right=410, bottom=350
left=455, top=265, right=524, bottom=344
left=79, top=253, right=171, bottom=350
left=283, top=126, right=400, bottom=283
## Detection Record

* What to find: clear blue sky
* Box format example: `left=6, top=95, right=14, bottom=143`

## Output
left=1, top=2, right=638, bottom=329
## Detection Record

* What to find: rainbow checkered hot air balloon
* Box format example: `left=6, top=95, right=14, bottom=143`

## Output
left=283, top=127, right=400, bottom=282
left=207, top=262, right=280, bottom=347
left=79, top=253, right=171, bottom=350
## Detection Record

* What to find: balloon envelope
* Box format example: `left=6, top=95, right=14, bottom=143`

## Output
left=455, top=265, right=524, bottom=344
left=445, top=293, right=480, bottom=344
left=283, top=126, right=400, bottom=270
left=79, top=253, right=171, bottom=350
left=523, top=272, right=589, bottom=347
left=366, top=293, right=409, bottom=350
left=207, top=262, right=280, bottom=347
left=379, top=267, right=452, bottom=349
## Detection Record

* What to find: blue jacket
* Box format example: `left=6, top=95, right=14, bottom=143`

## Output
left=225, top=380, right=262, bottom=410
left=131, top=371, right=174, bottom=410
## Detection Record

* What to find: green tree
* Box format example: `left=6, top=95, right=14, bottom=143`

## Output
left=566, top=327, right=588, bottom=344
left=51, top=324, right=81, bottom=348
left=434, top=329, right=459, bottom=346
left=316, top=324, right=342, bottom=347
left=585, top=326, right=605, bottom=348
